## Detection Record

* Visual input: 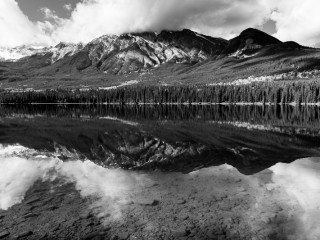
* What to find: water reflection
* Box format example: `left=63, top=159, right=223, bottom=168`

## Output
left=0, top=104, right=320, bottom=130
left=267, top=158, right=320, bottom=240
left=0, top=104, right=319, bottom=175
left=1, top=143, right=320, bottom=239
left=1, top=105, right=320, bottom=239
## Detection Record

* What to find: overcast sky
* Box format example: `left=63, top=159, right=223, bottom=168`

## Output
left=0, top=0, right=319, bottom=47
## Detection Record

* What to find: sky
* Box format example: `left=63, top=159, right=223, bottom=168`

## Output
left=0, top=0, right=319, bottom=47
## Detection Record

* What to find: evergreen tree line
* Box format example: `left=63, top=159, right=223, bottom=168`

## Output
left=1, top=80, right=320, bottom=104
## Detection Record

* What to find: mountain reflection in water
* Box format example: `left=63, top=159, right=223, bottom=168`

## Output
left=0, top=104, right=319, bottom=175
left=0, top=143, right=320, bottom=240
left=0, top=104, right=320, bottom=239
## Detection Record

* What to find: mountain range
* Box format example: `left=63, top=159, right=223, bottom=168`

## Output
left=0, top=28, right=319, bottom=89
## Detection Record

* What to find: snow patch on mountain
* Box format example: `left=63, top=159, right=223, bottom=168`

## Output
left=0, top=43, right=84, bottom=63
left=49, top=43, right=84, bottom=63
left=84, top=31, right=225, bottom=73
left=0, top=46, right=47, bottom=61
left=0, top=29, right=228, bottom=73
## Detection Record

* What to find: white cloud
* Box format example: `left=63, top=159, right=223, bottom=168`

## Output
left=1, top=0, right=320, bottom=47
left=270, top=158, right=320, bottom=239
left=0, top=144, right=150, bottom=221
left=39, top=7, right=66, bottom=36
left=269, top=0, right=320, bottom=47
left=53, top=0, right=271, bottom=43
left=0, top=145, right=58, bottom=210
left=50, top=0, right=320, bottom=46
left=41, top=7, right=60, bottom=21
left=0, top=0, right=51, bottom=47
left=64, top=4, right=72, bottom=11
left=58, top=160, right=149, bottom=220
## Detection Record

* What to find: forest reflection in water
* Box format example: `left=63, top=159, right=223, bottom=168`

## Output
left=0, top=104, right=320, bottom=239
left=0, top=103, right=320, bottom=175
left=1, top=104, right=320, bottom=129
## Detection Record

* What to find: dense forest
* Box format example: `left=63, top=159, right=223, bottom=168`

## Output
left=1, top=80, right=320, bottom=104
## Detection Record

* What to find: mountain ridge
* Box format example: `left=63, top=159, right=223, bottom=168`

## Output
left=0, top=28, right=319, bottom=89
left=0, top=28, right=282, bottom=66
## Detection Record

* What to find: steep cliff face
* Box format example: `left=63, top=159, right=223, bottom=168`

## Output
left=49, top=42, right=85, bottom=63
left=1, top=28, right=317, bottom=87
left=84, top=29, right=228, bottom=74
left=0, top=29, right=228, bottom=74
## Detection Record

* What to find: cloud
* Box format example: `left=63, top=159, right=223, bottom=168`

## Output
left=49, top=0, right=320, bottom=46
left=58, top=160, right=149, bottom=220
left=0, top=156, right=54, bottom=210
left=38, top=7, right=66, bottom=35
left=0, top=144, right=150, bottom=222
left=53, top=0, right=271, bottom=43
left=0, top=145, right=58, bottom=210
left=269, top=0, right=320, bottom=46
left=1, top=0, right=320, bottom=47
left=270, top=158, right=320, bottom=239
left=41, top=7, right=61, bottom=22
left=64, top=4, right=73, bottom=11
left=0, top=0, right=51, bottom=47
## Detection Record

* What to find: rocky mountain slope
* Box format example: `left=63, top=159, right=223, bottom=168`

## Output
left=0, top=28, right=287, bottom=73
left=0, top=43, right=83, bottom=63
left=0, top=28, right=319, bottom=89
left=0, top=29, right=228, bottom=74
left=0, top=46, right=46, bottom=62
left=84, top=29, right=228, bottom=74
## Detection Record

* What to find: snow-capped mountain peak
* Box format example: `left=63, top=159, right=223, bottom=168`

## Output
left=49, top=42, right=84, bottom=63
left=0, top=28, right=292, bottom=75
left=0, top=45, right=47, bottom=62
left=0, top=42, right=85, bottom=63
left=80, top=29, right=228, bottom=74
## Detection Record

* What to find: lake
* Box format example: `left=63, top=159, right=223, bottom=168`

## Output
left=0, top=104, right=320, bottom=239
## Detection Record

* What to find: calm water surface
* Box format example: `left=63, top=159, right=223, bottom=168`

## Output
left=0, top=104, right=320, bottom=239
left=0, top=104, right=319, bottom=174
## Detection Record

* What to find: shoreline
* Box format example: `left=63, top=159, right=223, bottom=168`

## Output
left=1, top=102, right=320, bottom=106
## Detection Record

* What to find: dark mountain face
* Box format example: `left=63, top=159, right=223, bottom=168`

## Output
left=225, top=28, right=282, bottom=54
left=156, top=29, right=228, bottom=55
